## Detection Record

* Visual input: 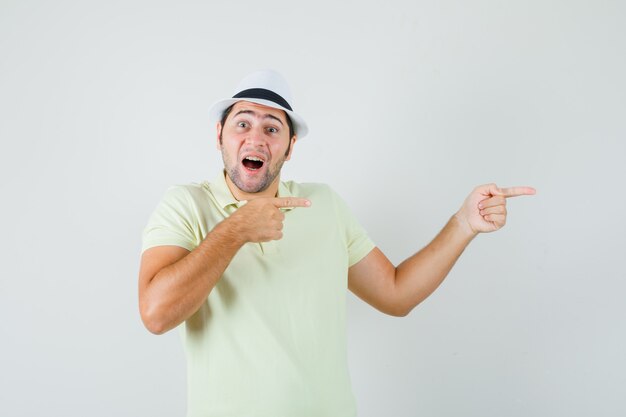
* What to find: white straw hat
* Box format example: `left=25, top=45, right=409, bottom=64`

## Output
left=208, top=70, right=308, bottom=138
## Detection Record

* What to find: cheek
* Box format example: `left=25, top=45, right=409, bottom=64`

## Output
left=270, top=139, right=290, bottom=154
left=221, top=136, right=244, bottom=153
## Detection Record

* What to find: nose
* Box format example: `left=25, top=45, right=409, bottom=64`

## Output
left=245, top=125, right=266, bottom=147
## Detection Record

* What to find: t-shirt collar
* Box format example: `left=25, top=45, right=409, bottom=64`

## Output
left=210, top=170, right=294, bottom=211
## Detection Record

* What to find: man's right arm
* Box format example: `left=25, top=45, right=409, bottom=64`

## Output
left=138, top=219, right=244, bottom=335
left=138, top=196, right=311, bottom=335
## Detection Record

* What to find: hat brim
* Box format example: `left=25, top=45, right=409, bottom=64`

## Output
left=208, top=98, right=308, bottom=138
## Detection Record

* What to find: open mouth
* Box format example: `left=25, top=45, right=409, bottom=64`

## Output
left=242, top=156, right=265, bottom=171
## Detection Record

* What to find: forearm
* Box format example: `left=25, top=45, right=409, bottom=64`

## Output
left=142, top=219, right=244, bottom=334
left=394, top=214, right=477, bottom=315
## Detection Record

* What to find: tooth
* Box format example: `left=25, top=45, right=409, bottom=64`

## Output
left=246, top=156, right=263, bottom=162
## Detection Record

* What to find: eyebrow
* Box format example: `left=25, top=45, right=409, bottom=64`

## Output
left=233, top=109, right=284, bottom=126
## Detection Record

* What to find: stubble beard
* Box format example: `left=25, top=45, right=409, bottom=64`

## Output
left=222, top=149, right=287, bottom=194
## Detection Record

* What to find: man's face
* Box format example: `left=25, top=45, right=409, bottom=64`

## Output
left=218, top=101, right=295, bottom=194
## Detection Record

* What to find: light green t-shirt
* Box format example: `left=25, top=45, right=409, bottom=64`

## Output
left=142, top=172, right=375, bottom=417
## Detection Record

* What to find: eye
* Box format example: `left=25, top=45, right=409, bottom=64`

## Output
left=267, top=127, right=278, bottom=134
left=237, top=121, right=248, bottom=128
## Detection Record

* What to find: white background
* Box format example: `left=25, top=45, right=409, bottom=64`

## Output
left=1, top=1, right=625, bottom=416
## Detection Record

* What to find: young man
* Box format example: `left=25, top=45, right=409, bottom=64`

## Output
left=139, top=70, right=535, bottom=416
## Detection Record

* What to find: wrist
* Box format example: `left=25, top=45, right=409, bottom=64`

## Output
left=451, top=212, right=479, bottom=241
left=214, top=216, right=248, bottom=248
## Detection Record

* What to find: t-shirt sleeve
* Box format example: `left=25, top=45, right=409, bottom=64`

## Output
left=142, top=186, right=200, bottom=253
left=330, top=188, right=376, bottom=267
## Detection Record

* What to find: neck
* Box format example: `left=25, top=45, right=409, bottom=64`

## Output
left=224, top=172, right=281, bottom=201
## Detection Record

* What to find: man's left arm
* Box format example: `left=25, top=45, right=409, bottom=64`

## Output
left=348, top=183, right=536, bottom=317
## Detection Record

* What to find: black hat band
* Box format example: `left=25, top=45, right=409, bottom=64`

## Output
left=232, top=88, right=293, bottom=111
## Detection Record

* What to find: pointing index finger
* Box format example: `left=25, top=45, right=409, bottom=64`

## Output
left=272, top=197, right=312, bottom=208
left=500, top=186, right=537, bottom=198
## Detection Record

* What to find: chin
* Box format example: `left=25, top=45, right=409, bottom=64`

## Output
left=226, top=164, right=279, bottom=195
left=235, top=177, right=271, bottom=194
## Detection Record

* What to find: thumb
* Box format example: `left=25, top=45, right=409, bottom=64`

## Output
left=482, top=183, right=503, bottom=197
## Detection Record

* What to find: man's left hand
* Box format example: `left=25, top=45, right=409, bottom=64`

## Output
left=454, top=183, right=536, bottom=235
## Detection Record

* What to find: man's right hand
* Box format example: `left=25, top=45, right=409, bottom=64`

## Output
left=228, top=197, right=311, bottom=243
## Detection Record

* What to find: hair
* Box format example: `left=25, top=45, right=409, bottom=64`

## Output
left=219, top=103, right=296, bottom=146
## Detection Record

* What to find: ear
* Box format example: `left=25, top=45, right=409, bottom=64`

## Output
left=284, top=135, right=297, bottom=161
left=216, top=122, right=223, bottom=150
